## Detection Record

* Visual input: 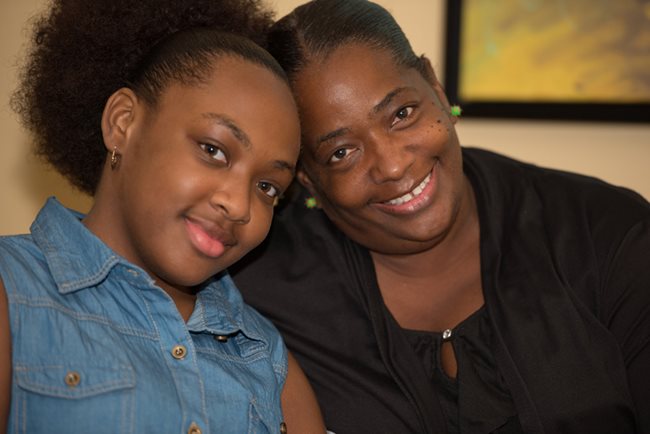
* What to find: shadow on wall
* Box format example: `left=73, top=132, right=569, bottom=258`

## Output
left=18, top=136, right=92, bottom=213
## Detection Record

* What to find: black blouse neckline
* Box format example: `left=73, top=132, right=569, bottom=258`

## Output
left=402, top=306, right=523, bottom=433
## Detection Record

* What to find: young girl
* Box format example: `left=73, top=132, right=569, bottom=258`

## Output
left=0, top=0, right=325, bottom=432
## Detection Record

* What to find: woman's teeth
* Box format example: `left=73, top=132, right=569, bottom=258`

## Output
left=385, top=173, right=431, bottom=206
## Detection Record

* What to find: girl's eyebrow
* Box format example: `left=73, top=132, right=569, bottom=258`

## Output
left=273, top=159, right=295, bottom=174
left=202, top=112, right=251, bottom=149
left=202, top=112, right=295, bottom=174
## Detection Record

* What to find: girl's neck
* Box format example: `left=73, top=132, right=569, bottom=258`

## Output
left=84, top=187, right=197, bottom=323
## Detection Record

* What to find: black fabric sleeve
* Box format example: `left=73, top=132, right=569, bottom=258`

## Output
left=601, top=220, right=650, bottom=433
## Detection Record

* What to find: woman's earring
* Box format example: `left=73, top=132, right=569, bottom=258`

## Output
left=450, top=105, right=462, bottom=117
left=305, top=196, right=318, bottom=209
left=110, top=146, right=122, bottom=170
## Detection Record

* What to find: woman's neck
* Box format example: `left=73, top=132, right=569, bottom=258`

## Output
left=370, top=177, right=483, bottom=331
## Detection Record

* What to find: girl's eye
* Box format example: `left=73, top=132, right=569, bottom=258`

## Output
left=199, top=143, right=227, bottom=164
left=329, top=148, right=350, bottom=163
left=391, top=106, right=414, bottom=126
left=257, top=181, right=280, bottom=200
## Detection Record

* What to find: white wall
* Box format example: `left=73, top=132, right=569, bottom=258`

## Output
left=1, top=0, right=648, bottom=235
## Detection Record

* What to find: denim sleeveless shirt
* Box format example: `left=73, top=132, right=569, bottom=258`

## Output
left=0, top=198, right=288, bottom=434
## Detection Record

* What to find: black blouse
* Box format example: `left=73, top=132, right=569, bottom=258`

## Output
left=233, top=147, right=650, bottom=434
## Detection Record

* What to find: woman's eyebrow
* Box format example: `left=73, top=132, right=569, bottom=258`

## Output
left=371, top=86, right=411, bottom=117
left=313, top=87, right=413, bottom=151
left=315, top=127, right=351, bottom=150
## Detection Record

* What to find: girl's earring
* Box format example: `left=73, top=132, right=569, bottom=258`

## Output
left=110, top=146, right=122, bottom=170
left=305, top=196, right=318, bottom=209
left=450, top=105, right=462, bottom=117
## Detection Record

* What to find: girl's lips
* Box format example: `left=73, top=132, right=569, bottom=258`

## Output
left=373, top=163, right=438, bottom=215
left=184, top=218, right=230, bottom=258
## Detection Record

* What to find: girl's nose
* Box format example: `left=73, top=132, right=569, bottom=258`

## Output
left=209, top=182, right=251, bottom=224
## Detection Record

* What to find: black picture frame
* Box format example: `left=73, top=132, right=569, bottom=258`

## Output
left=443, top=0, right=650, bottom=123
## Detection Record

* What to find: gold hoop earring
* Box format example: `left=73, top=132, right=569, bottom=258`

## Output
left=110, top=146, right=122, bottom=170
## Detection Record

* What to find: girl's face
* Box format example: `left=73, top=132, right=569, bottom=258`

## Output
left=294, top=43, right=467, bottom=255
left=102, top=56, right=300, bottom=290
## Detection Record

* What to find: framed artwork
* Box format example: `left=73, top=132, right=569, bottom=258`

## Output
left=444, top=0, right=650, bottom=122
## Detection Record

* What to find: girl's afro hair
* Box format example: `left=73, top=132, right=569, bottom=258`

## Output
left=12, top=0, right=276, bottom=195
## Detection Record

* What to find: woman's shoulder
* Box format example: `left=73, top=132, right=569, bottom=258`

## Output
left=463, top=146, right=649, bottom=226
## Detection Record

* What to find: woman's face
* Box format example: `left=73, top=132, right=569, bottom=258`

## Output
left=294, top=43, right=467, bottom=255
left=104, top=56, right=300, bottom=289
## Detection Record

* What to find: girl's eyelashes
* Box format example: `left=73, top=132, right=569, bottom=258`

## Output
left=257, top=181, right=281, bottom=200
left=199, top=143, right=228, bottom=164
left=391, top=105, right=415, bottom=127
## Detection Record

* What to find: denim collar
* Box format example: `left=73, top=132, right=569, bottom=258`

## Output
left=30, top=197, right=254, bottom=337
left=30, top=197, right=125, bottom=294
left=187, top=272, right=256, bottom=338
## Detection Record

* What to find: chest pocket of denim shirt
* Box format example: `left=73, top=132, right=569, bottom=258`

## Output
left=13, top=362, right=136, bottom=434
left=195, top=333, right=283, bottom=433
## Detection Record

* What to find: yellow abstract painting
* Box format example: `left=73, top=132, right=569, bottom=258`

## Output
left=459, top=0, right=650, bottom=102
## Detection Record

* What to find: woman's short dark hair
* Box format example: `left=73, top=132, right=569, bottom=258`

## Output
left=267, top=0, right=432, bottom=83
left=12, top=0, right=285, bottom=195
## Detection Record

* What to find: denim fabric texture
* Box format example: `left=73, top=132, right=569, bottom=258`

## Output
left=0, top=197, right=288, bottom=434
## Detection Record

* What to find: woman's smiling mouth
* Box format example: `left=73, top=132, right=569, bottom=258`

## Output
left=375, top=163, right=438, bottom=214
left=384, top=172, right=432, bottom=206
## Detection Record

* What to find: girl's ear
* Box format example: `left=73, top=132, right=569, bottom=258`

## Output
left=101, top=88, right=140, bottom=153
left=419, top=56, right=458, bottom=124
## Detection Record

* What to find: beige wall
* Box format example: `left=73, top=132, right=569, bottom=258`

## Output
left=2, top=0, right=648, bottom=235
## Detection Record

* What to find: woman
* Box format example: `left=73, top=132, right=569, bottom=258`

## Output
left=0, top=0, right=326, bottom=432
left=232, top=0, right=650, bottom=433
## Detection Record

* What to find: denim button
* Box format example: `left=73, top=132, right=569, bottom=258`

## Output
left=64, top=371, right=81, bottom=387
left=171, top=345, right=187, bottom=360
left=280, top=422, right=288, bottom=433
left=214, top=335, right=228, bottom=343
left=188, top=422, right=202, bottom=434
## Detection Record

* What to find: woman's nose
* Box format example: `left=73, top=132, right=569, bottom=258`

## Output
left=368, top=136, right=414, bottom=184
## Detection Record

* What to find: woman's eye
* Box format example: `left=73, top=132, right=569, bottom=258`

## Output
left=391, top=106, right=414, bottom=126
left=329, top=148, right=350, bottom=163
left=257, top=181, right=280, bottom=199
left=199, top=143, right=227, bottom=164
